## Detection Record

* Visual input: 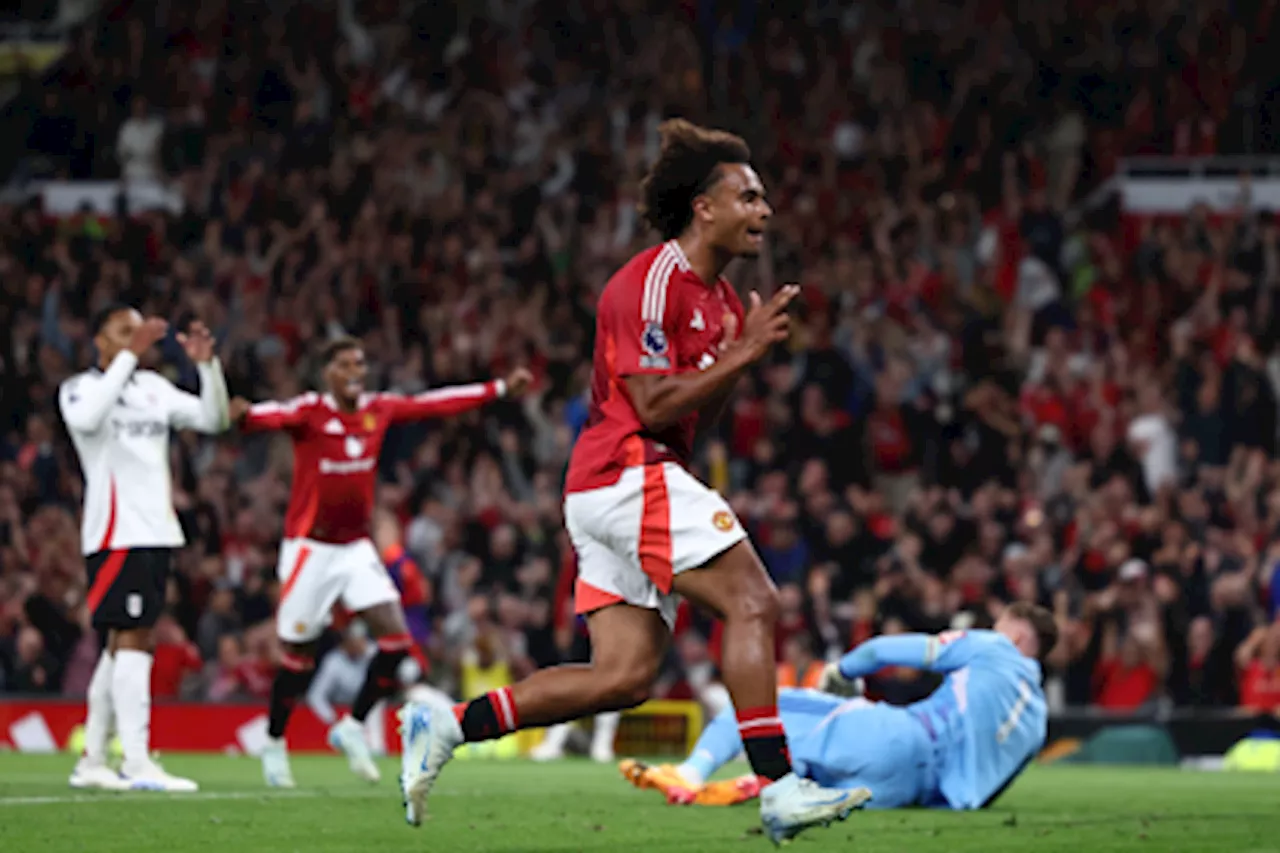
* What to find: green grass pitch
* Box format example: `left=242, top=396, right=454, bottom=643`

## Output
left=2, top=753, right=1279, bottom=852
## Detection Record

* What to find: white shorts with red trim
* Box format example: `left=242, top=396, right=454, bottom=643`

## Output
left=275, top=537, right=400, bottom=642
left=564, top=462, right=747, bottom=629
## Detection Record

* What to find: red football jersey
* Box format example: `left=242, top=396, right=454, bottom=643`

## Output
left=564, top=240, right=745, bottom=493
left=242, top=383, right=500, bottom=543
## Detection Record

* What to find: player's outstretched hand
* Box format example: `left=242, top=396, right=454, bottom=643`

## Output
left=128, top=316, right=169, bottom=357
left=177, top=320, right=216, bottom=363
left=737, top=285, right=799, bottom=362
left=504, top=367, right=534, bottom=397
left=228, top=397, right=252, bottom=424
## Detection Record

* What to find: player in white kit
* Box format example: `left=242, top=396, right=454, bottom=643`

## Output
left=60, top=303, right=231, bottom=791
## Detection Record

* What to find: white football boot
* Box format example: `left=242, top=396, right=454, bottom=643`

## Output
left=119, top=758, right=199, bottom=792
left=68, top=757, right=129, bottom=791
left=329, top=715, right=380, bottom=783
left=261, top=736, right=296, bottom=788
left=758, top=773, right=871, bottom=845
left=398, top=700, right=463, bottom=827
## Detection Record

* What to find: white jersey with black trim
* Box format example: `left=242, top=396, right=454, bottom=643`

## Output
left=59, top=351, right=231, bottom=555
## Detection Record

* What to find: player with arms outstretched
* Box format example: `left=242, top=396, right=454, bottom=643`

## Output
left=622, top=602, right=1057, bottom=811
left=232, top=337, right=530, bottom=787
left=399, top=119, right=867, bottom=845
left=62, top=304, right=230, bottom=792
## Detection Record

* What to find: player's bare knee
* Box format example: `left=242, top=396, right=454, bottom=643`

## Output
left=598, top=660, right=658, bottom=711
left=730, top=576, right=780, bottom=627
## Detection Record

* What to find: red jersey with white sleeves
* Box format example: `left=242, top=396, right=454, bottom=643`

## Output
left=564, top=240, right=745, bottom=493
left=242, top=383, right=501, bottom=543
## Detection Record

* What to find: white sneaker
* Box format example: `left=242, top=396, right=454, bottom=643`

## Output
left=758, top=773, right=870, bottom=845
left=398, top=700, right=462, bottom=827
left=119, top=759, right=199, bottom=793
left=261, top=736, right=296, bottom=788
left=329, top=715, right=380, bottom=783
left=69, top=757, right=129, bottom=791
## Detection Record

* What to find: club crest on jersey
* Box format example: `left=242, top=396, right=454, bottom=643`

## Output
left=344, top=436, right=365, bottom=459
left=363, top=413, right=377, bottom=431
left=712, top=510, right=736, bottom=532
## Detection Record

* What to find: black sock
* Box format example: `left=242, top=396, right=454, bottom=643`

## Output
left=457, top=687, right=518, bottom=743
left=268, top=663, right=314, bottom=739
left=738, top=707, right=792, bottom=781
left=742, top=733, right=792, bottom=781
left=351, top=648, right=408, bottom=722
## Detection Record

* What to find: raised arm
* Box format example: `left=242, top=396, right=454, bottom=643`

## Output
left=165, top=359, right=231, bottom=434
left=237, top=394, right=315, bottom=434
left=59, top=315, right=170, bottom=433
left=59, top=351, right=139, bottom=434
left=384, top=368, right=532, bottom=425
left=162, top=321, right=229, bottom=433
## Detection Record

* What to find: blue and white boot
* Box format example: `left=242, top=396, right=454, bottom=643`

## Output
left=758, top=773, right=871, bottom=845
left=398, top=700, right=463, bottom=827
left=329, top=715, right=380, bottom=783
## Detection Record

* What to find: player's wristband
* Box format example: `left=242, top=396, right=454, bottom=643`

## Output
left=494, top=378, right=508, bottom=398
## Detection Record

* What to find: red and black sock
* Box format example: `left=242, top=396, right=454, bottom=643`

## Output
left=268, top=653, right=315, bottom=739
left=351, top=634, right=412, bottom=722
left=453, top=687, right=519, bottom=743
left=737, top=706, right=791, bottom=782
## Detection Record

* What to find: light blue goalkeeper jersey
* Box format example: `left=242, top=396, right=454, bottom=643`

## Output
left=835, top=630, right=1047, bottom=809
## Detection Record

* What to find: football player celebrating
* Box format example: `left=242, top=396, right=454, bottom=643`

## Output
left=234, top=337, right=530, bottom=787
left=399, top=119, right=866, bottom=845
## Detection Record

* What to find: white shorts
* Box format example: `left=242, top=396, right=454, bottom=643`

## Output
left=564, top=462, right=747, bottom=629
left=275, top=537, right=400, bottom=642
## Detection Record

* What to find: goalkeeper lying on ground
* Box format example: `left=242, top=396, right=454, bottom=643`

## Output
left=621, top=602, right=1057, bottom=810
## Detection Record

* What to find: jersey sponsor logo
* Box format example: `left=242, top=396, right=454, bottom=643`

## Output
left=323, top=418, right=345, bottom=435
left=319, top=457, right=377, bottom=475
left=690, top=309, right=705, bottom=331
left=641, top=322, right=668, bottom=356
left=344, top=436, right=365, bottom=459
left=111, top=418, right=167, bottom=438
left=712, top=510, right=736, bottom=532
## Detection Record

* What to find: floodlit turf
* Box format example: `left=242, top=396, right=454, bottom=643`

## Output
left=1, top=754, right=1279, bottom=852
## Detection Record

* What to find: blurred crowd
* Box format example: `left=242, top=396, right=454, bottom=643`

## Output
left=3, top=0, right=1280, bottom=718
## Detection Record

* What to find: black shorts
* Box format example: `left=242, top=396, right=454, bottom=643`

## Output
left=85, top=547, right=172, bottom=630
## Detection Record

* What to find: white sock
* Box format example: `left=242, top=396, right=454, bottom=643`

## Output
left=112, top=649, right=153, bottom=769
left=538, top=722, right=573, bottom=752
left=592, top=712, right=620, bottom=753
left=83, top=650, right=115, bottom=765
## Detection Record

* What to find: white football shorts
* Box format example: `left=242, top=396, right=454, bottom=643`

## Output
left=564, top=462, right=747, bottom=629
left=275, top=537, right=400, bottom=642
